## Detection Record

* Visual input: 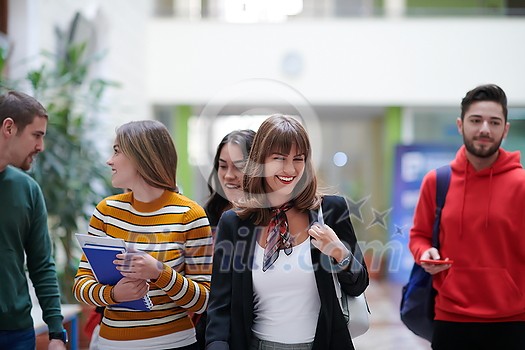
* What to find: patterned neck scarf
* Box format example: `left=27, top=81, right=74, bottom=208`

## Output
left=262, top=201, right=294, bottom=272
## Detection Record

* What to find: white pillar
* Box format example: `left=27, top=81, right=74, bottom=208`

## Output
left=384, top=0, right=406, bottom=18
left=174, top=0, right=202, bottom=19
left=7, top=0, right=40, bottom=83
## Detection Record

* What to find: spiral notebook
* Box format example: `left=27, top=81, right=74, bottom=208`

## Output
left=76, top=233, right=153, bottom=311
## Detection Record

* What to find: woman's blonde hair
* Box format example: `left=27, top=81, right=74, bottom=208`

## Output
left=237, top=114, right=321, bottom=224
left=116, top=120, right=178, bottom=192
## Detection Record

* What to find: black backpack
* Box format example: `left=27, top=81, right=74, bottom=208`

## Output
left=400, top=165, right=451, bottom=341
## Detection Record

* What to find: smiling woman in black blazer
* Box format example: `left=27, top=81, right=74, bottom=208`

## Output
left=205, top=115, right=369, bottom=350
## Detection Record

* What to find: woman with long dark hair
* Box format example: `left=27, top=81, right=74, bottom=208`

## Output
left=193, top=129, right=255, bottom=349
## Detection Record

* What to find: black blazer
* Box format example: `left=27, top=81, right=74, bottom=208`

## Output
left=205, top=195, right=369, bottom=350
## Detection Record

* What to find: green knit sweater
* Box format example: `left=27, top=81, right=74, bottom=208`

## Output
left=0, top=166, right=63, bottom=333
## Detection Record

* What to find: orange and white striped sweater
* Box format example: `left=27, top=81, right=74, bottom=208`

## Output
left=73, top=190, right=212, bottom=344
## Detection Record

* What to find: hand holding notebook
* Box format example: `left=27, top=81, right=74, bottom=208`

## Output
left=76, top=233, right=153, bottom=311
left=114, top=250, right=165, bottom=281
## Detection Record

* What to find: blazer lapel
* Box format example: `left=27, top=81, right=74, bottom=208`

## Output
left=309, top=203, right=335, bottom=349
left=241, top=220, right=258, bottom=338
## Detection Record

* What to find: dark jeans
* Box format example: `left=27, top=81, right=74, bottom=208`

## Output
left=193, top=311, right=206, bottom=350
left=166, top=342, right=199, bottom=350
left=0, top=328, right=36, bottom=350
left=250, top=337, right=313, bottom=350
left=432, top=320, right=525, bottom=350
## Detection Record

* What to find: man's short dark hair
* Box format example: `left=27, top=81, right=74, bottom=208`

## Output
left=461, top=84, right=507, bottom=122
left=0, top=91, right=48, bottom=133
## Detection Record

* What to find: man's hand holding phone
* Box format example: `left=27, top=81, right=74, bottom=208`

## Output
left=419, top=248, right=453, bottom=275
left=420, top=259, right=454, bottom=265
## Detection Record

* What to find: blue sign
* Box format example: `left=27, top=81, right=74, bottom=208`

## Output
left=388, top=144, right=456, bottom=283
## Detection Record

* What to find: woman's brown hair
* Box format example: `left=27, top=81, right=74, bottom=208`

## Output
left=116, top=120, right=178, bottom=192
left=237, top=114, right=321, bottom=225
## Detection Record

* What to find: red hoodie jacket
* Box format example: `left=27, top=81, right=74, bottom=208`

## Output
left=410, top=146, right=525, bottom=322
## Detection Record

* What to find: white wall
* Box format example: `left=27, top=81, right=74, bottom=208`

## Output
left=146, top=18, right=525, bottom=107
left=8, top=4, right=525, bottom=127
left=7, top=0, right=153, bottom=143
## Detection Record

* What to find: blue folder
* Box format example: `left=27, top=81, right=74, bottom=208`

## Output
left=82, top=244, right=153, bottom=311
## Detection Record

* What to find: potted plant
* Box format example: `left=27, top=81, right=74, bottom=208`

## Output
left=0, top=12, right=118, bottom=303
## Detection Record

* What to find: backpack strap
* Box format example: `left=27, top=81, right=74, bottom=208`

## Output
left=432, top=165, right=451, bottom=250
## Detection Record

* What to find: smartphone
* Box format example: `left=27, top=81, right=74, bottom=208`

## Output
left=420, top=259, right=454, bottom=265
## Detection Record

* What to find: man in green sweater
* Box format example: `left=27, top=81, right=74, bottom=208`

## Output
left=0, top=91, right=67, bottom=349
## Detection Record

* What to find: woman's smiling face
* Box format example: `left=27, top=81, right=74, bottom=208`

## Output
left=106, top=140, right=141, bottom=190
left=263, top=143, right=305, bottom=203
left=218, top=142, right=246, bottom=203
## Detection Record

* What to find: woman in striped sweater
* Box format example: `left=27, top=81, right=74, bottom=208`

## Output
left=73, top=120, right=213, bottom=350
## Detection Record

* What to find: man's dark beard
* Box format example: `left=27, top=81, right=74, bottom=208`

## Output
left=463, top=135, right=503, bottom=158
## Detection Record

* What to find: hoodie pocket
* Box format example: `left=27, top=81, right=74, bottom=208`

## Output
left=438, top=267, right=523, bottom=318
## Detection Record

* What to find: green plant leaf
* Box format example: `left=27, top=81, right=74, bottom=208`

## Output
left=4, top=12, right=118, bottom=303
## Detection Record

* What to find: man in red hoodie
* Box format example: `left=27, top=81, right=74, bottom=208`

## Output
left=409, top=84, right=525, bottom=349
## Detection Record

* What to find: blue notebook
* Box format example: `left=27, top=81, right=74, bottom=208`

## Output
left=77, top=235, right=153, bottom=311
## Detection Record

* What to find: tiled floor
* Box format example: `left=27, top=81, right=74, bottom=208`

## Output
left=353, top=279, right=431, bottom=350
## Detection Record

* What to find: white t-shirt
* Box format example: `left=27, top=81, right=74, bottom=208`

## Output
left=252, top=238, right=321, bottom=343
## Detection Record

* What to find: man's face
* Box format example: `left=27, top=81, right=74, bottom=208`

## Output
left=10, top=116, right=47, bottom=170
left=457, top=101, right=509, bottom=159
